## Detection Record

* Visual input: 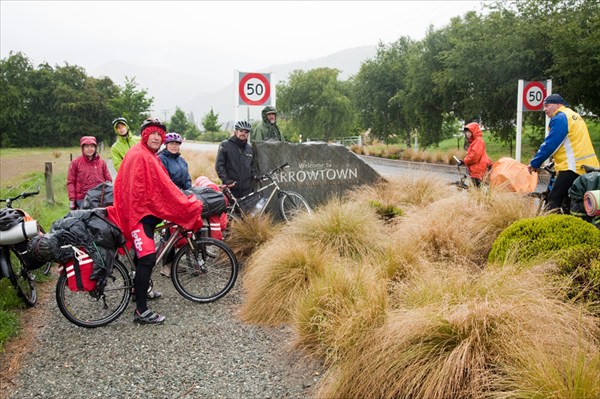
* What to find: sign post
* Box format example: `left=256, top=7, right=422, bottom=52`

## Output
left=234, top=71, right=274, bottom=128
left=515, top=79, right=550, bottom=162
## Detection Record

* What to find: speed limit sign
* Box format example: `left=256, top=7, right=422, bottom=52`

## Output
left=238, top=72, right=271, bottom=106
left=523, top=81, right=547, bottom=111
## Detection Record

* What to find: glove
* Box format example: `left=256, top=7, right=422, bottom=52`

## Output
left=69, top=200, right=77, bottom=210
left=457, top=159, right=464, bottom=166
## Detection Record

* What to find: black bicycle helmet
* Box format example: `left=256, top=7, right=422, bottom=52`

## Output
left=0, top=208, right=24, bottom=231
left=234, top=120, right=252, bottom=132
left=140, top=117, right=166, bottom=131
left=112, top=117, right=128, bottom=129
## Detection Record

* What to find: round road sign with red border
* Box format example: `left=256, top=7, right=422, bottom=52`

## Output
left=523, top=81, right=547, bottom=111
left=239, top=73, right=271, bottom=106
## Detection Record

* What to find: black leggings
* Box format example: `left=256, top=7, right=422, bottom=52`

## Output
left=134, top=223, right=157, bottom=313
left=547, top=170, right=579, bottom=212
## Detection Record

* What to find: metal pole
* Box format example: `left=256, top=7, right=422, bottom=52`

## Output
left=516, top=79, right=524, bottom=162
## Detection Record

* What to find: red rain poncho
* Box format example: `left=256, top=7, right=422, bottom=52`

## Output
left=107, top=141, right=203, bottom=242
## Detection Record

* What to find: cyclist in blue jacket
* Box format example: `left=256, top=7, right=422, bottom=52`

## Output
left=158, top=132, right=192, bottom=190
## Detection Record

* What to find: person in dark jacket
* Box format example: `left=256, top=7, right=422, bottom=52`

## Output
left=158, top=132, right=192, bottom=190
left=157, top=132, right=192, bottom=277
left=67, top=136, right=112, bottom=210
left=216, top=121, right=257, bottom=199
left=458, top=122, right=493, bottom=187
left=251, top=106, right=284, bottom=142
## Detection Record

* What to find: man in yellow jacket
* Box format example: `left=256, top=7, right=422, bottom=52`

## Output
left=528, top=93, right=599, bottom=212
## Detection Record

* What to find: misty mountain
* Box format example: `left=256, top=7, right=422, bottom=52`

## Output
left=90, top=45, right=377, bottom=125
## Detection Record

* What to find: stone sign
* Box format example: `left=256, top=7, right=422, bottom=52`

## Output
left=252, top=141, right=383, bottom=210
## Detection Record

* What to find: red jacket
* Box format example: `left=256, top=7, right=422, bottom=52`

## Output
left=107, top=142, right=203, bottom=241
left=463, top=122, right=493, bottom=180
left=67, top=153, right=112, bottom=201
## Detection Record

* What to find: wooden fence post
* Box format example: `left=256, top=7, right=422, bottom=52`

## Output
left=45, top=162, right=55, bottom=205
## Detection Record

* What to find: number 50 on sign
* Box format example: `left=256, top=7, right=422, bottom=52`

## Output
left=238, top=72, right=272, bottom=106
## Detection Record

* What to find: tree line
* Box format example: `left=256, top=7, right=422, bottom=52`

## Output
left=1, top=0, right=598, bottom=149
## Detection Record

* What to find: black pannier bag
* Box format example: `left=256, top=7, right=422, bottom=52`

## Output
left=82, top=182, right=114, bottom=209
left=183, top=187, right=227, bottom=217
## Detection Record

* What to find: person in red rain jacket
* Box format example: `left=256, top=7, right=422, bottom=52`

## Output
left=107, top=118, right=203, bottom=325
left=67, top=136, right=112, bottom=210
left=460, top=122, right=493, bottom=187
left=194, top=176, right=228, bottom=240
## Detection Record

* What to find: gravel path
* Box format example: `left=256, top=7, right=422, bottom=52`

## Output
left=2, top=266, right=323, bottom=399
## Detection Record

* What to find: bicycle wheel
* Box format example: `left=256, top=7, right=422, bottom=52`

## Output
left=55, top=259, right=131, bottom=328
left=172, top=237, right=238, bottom=303
left=6, top=247, right=37, bottom=306
left=278, top=191, right=311, bottom=222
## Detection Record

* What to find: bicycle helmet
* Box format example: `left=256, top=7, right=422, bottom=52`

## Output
left=0, top=208, right=24, bottom=231
left=234, top=120, right=252, bottom=132
left=140, top=117, right=166, bottom=131
left=112, top=117, right=128, bottom=129
left=165, top=132, right=183, bottom=144
left=140, top=117, right=167, bottom=144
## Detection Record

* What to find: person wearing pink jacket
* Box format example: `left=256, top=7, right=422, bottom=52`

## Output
left=67, top=136, right=112, bottom=210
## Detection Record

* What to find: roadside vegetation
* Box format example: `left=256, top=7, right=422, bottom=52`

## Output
left=2, top=146, right=600, bottom=399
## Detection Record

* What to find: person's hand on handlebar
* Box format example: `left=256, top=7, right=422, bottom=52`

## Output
left=527, top=165, right=538, bottom=174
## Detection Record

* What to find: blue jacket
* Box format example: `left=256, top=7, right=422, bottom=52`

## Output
left=158, top=150, right=192, bottom=190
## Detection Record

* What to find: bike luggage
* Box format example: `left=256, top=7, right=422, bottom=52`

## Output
left=184, top=186, right=227, bottom=217
left=61, top=247, right=97, bottom=292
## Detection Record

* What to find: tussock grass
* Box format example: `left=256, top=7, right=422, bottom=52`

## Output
left=294, top=261, right=387, bottom=366
left=391, top=189, right=541, bottom=265
left=239, top=239, right=336, bottom=325
left=286, top=197, right=387, bottom=260
left=347, top=175, right=453, bottom=217
left=225, top=213, right=279, bottom=259
left=183, top=150, right=218, bottom=183
left=317, top=263, right=600, bottom=399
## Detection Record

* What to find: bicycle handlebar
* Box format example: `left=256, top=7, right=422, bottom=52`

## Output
left=0, top=186, right=40, bottom=203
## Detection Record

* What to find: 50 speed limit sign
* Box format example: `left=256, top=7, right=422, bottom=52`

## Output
left=523, top=81, right=547, bottom=111
left=238, top=72, right=271, bottom=106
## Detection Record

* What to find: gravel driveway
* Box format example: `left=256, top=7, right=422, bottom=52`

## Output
left=2, top=266, right=323, bottom=399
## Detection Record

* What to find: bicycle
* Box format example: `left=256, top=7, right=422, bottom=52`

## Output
left=221, top=163, right=311, bottom=224
left=55, top=221, right=239, bottom=328
left=449, top=156, right=470, bottom=190
left=0, top=187, right=43, bottom=306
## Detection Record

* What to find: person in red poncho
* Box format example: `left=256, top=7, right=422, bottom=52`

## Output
left=458, top=122, right=493, bottom=187
left=107, top=118, right=203, bottom=325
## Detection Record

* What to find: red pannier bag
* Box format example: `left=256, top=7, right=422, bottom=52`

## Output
left=63, top=247, right=97, bottom=292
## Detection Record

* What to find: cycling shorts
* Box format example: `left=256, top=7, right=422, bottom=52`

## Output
left=131, top=222, right=156, bottom=258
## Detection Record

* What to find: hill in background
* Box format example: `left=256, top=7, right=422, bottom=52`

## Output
left=90, top=45, right=376, bottom=126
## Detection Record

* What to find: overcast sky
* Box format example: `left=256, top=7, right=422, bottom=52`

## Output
left=1, top=1, right=487, bottom=88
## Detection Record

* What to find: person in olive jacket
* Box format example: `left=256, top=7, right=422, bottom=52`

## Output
left=216, top=121, right=257, bottom=199
left=251, top=106, right=284, bottom=142
left=67, top=136, right=112, bottom=210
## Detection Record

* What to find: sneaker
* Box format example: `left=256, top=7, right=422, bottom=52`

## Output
left=131, top=289, right=162, bottom=302
left=133, top=309, right=166, bottom=325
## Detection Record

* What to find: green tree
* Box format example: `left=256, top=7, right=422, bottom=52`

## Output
left=0, top=52, right=34, bottom=147
left=352, top=38, right=415, bottom=145
left=278, top=68, right=355, bottom=141
left=109, top=76, right=154, bottom=133
left=169, top=107, right=190, bottom=134
left=201, top=108, right=222, bottom=133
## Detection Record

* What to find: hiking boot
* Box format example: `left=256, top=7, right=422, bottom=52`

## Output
left=133, top=309, right=166, bottom=325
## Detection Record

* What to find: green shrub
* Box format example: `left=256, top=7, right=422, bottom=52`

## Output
left=554, top=245, right=600, bottom=305
left=488, top=215, right=600, bottom=264
left=368, top=200, right=404, bottom=220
